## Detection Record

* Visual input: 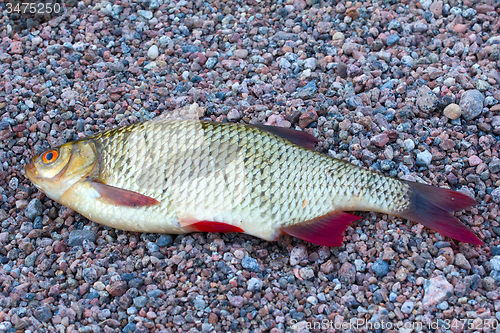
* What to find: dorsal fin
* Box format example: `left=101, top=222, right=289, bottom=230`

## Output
left=251, top=124, right=319, bottom=150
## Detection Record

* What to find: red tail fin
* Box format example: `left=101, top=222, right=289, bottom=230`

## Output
left=398, top=181, right=482, bottom=245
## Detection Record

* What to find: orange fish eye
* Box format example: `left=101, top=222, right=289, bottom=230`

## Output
left=42, top=150, right=59, bottom=164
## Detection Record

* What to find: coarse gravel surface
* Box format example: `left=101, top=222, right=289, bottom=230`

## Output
left=1, top=0, right=500, bottom=332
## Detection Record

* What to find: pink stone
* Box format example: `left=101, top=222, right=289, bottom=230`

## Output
left=298, top=110, right=318, bottom=129
left=10, top=41, right=23, bottom=54
left=422, top=276, right=454, bottom=309
left=371, top=133, right=389, bottom=147
left=469, top=155, right=482, bottom=166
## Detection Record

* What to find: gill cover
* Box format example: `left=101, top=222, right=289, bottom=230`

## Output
left=25, top=140, right=99, bottom=201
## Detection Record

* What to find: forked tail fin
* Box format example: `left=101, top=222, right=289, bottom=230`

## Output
left=397, top=181, right=483, bottom=245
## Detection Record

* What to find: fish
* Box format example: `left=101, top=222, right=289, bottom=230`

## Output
left=25, top=119, right=483, bottom=247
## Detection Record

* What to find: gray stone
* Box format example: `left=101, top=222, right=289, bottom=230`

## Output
left=386, top=34, right=400, bottom=46
left=147, top=242, right=160, bottom=253
left=413, top=21, right=428, bottom=32
left=25, top=254, right=36, bottom=267
left=476, top=80, right=490, bottom=92
left=202, top=323, right=213, bottom=333
left=416, top=85, right=438, bottom=113
left=437, top=301, right=449, bottom=310
left=83, top=267, right=98, bottom=283
left=123, top=323, right=136, bottom=333
left=25, top=199, right=43, bottom=220
left=304, top=57, right=317, bottom=70
left=290, top=246, right=308, bottom=266
left=387, top=19, right=401, bottom=30
left=133, top=296, right=148, bottom=308
left=147, top=289, right=163, bottom=298
left=33, top=304, right=52, bottom=322
left=205, top=57, right=217, bottom=69
left=69, top=230, right=96, bottom=247
left=46, top=44, right=62, bottom=55
left=401, top=300, right=414, bottom=314
left=194, top=295, right=206, bottom=310
left=460, top=89, right=484, bottom=120
left=490, top=256, right=500, bottom=271
left=354, top=259, right=366, bottom=272
left=401, top=56, right=414, bottom=67
left=491, top=188, right=500, bottom=204
left=247, top=277, right=263, bottom=291
left=109, top=61, right=125, bottom=72
left=156, top=235, right=172, bottom=247
left=293, top=80, right=317, bottom=99
left=226, top=109, right=242, bottom=122
left=280, top=58, right=291, bottom=69
left=416, top=150, right=432, bottom=167
left=137, top=10, right=153, bottom=20
left=241, top=257, right=260, bottom=272
left=181, top=45, right=200, bottom=54
left=489, top=157, right=500, bottom=173
left=372, top=259, right=389, bottom=277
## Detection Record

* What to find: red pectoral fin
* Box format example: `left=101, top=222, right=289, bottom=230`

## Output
left=180, top=220, right=244, bottom=233
left=90, top=181, right=159, bottom=207
left=283, top=211, right=361, bottom=247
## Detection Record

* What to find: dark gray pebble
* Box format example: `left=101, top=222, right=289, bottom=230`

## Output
left=82, top=267, right=98, bottom=283
left=194, top=295, right=206, bottom=310
left=123, top=323, right=136, bottom=333
left=69, top=230, right=97, bottom=247
left=128, top=278, right=144, bottom=289
left=460, top=89, right=484, bottom=120
left=182, top=45, right=200, bottom=54
left=241, top=256, right=260, bottom=272
left=372, top=259, right=389, bottom=277
left=33, top=216, right=43, bottom=229
left=156, top=234, right=172, bottom=247
left=147, top=242, right=160, bottom=253
left=133, top=295, right=148, bottom=308
left=25, top=198, right=43, bottom=220
left=386, top=34, right=400, bottom=46
left=33, top=304, right=52, bottom=323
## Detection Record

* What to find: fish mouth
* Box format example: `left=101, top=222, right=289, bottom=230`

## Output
left=25, top=159, right=37, bottom=182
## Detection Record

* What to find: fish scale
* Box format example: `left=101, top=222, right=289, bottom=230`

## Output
left=25, top=119, right=482, bottom=246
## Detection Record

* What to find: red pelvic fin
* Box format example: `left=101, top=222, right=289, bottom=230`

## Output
left=90, top=181, right=160, bottom=207
left=399, top=181, right=482, bottom=245
left=251, top=124, right=319, bottom=150
left=282, top=211, right=361, bottom=247
left=181, top=220, right=244, bottom=233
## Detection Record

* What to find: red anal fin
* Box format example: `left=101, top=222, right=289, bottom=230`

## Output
left=251, top=124, right=319, bottom=150
left=399, top=181, right=482, bottom=245
left=283, top=211, right=361, bottom=247
left=181, top=220, right=244, bottom=233
left=90, top=181, right=159, bottom=207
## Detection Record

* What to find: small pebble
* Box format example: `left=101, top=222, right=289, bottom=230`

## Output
left=148, top=45, right=159, bottom=60
left=460, top=89, right=484, bottom=120
left=443, top=103, right=462, bottom=120
left=24, top=199, right=43, bottom=220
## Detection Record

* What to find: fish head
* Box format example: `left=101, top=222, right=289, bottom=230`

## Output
left=25, top=140, right=98, bottom=201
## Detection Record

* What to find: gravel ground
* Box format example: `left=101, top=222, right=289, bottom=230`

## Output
left=1, top=0, right=500, bottom=332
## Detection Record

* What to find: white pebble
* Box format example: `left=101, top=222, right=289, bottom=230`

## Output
left=148, top=45, right=159, bottom=60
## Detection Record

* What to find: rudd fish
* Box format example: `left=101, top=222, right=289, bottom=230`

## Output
left=25, top=119, right=482, bottom=246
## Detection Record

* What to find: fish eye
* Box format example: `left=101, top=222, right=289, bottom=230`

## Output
left=42, top=149, right=59, bottom=164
